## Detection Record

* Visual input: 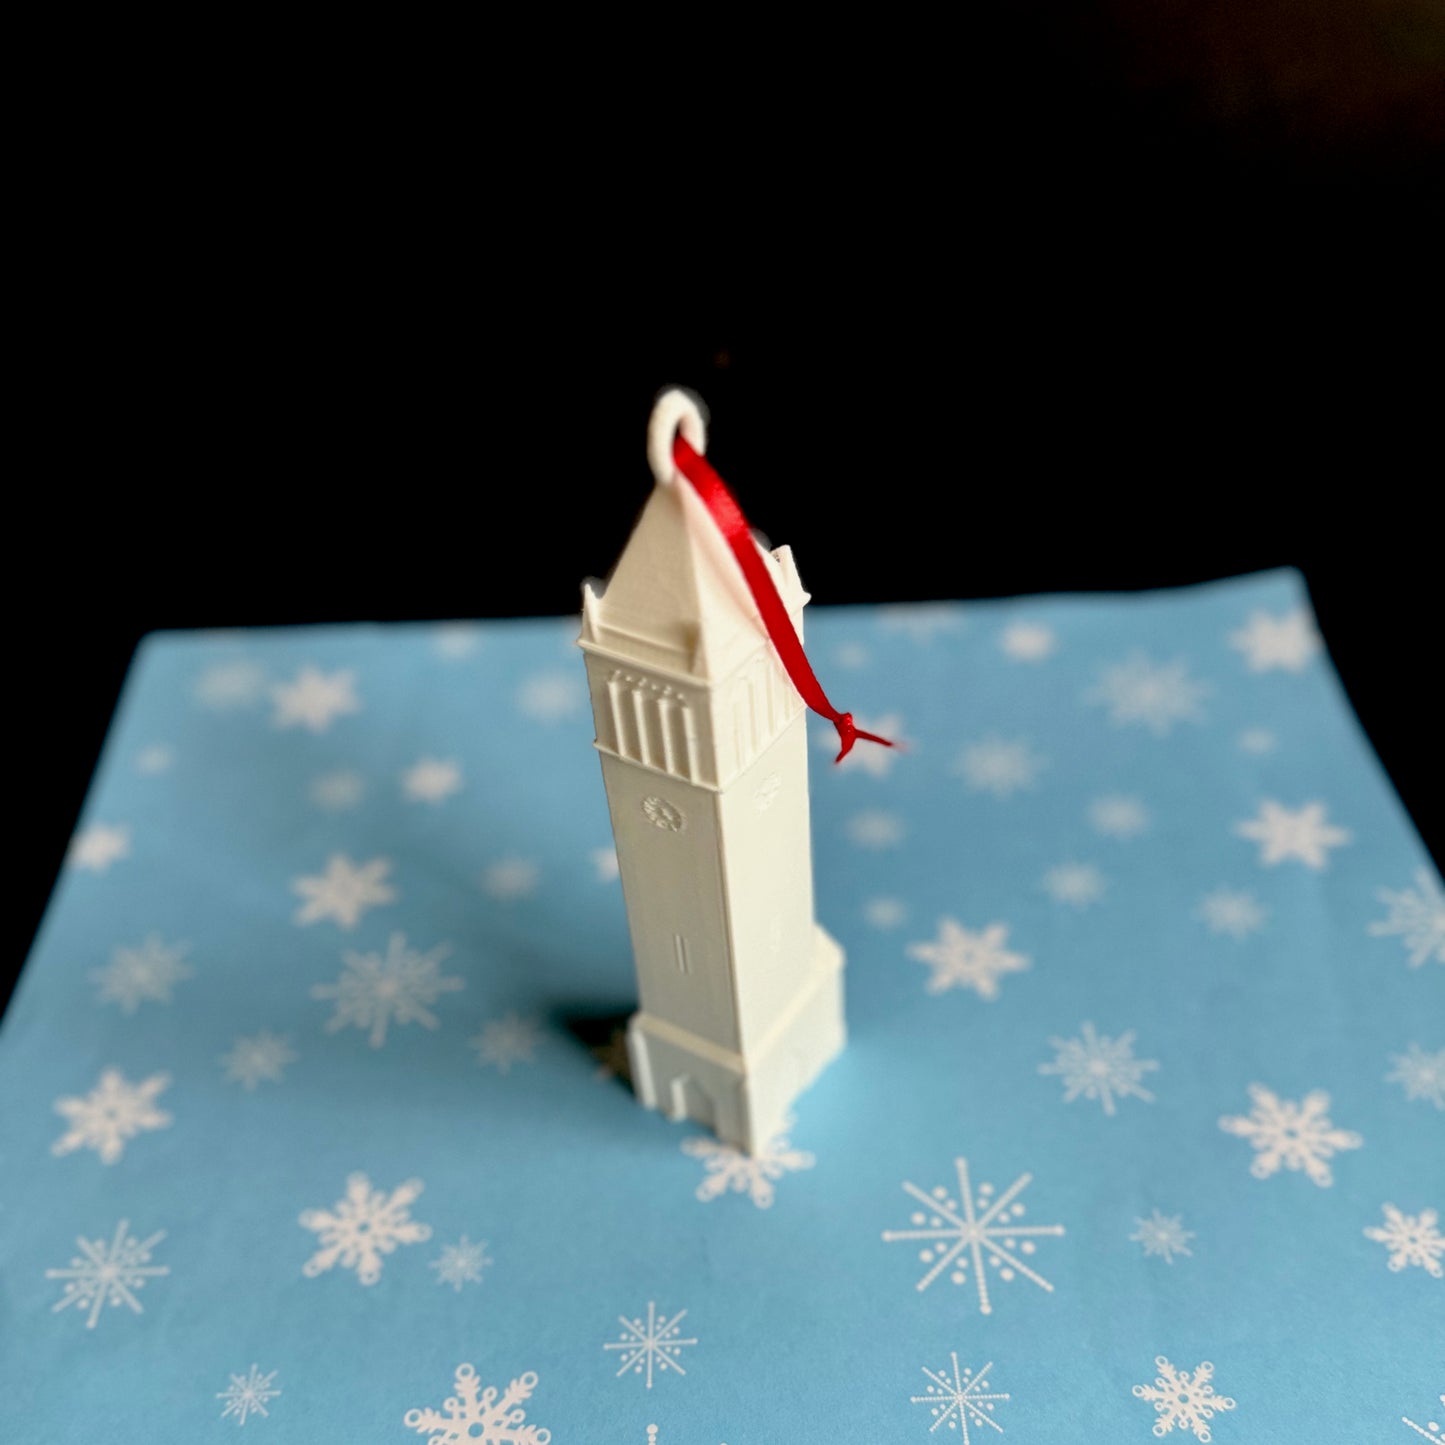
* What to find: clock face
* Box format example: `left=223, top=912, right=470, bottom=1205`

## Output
left=640, top=796, right=686, bottom=833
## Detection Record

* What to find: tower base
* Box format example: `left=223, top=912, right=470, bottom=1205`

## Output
left=626, top=925, right=846, bottom=1155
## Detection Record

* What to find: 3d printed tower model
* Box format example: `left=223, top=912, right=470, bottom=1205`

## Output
left=579, top=391, right=846, bottom=1155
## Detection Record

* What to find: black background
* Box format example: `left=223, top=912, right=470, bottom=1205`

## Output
left=11, top=4, right=1442, bottom=1016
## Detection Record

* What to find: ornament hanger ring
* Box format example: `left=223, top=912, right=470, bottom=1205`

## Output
left=647, top=387, right=708, bottom=486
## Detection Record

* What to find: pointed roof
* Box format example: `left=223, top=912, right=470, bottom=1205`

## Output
left=580, top=478, right=807, bottom=681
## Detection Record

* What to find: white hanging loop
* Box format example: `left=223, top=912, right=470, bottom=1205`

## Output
left=646, top=387, right=708, bottom=486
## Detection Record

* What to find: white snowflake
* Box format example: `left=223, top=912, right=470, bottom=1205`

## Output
left=1234, top=800, right=1351, bottom=869
left=604, top=1301, right=697, bottom=1388
left=1364, top=1204, right=1444, bottom=1277
left=134, top=744, right=173, bottom=774
left=1131, top=1210, right=1195, bottom=1264
left=907, top=918, right=1030, bottom=1001
left=46, top=1220, right=169, bottom=1329
left=1229, top=607, right=1321, bottom=672
left=194, top=659, right=267, bottom=709
left=221, top=1031, right=297, bottom=1090
left=682, top=1117, right=814, bottom=1209
left=51, top=1069, right=172, bottom=1164
left=292, top=853, right=397, bottom=928
left=470, top=1013, right=542, bottom=1073
left=881, top=1156, right=1065, bottom=1314
left=1039, top=1023, right=1158, bottom=1115
left=404, top=1364, right=551, bottom=1444
left=910, top=1354, right=1009, bottom=1441
left=430, top=1236, right=492, bottom=1291
left=217, top=1364, right=281, bottom=1424
left=865, top=896, right=908, bottom=929
left=481, top=858, right=540, bottom=900
left=516, top=670, right=584, bottom=722
left=1218, top=1084, right=1362, bottom=1187
left=1085, top=653, right=1209, bottom=735
left=1089, top=794, right=1150, bottom=839
left=309, top=769, right=366, bottom=810
left=91, top=934, right=192, bottom=1013
left=1402, top=1395, right=1445, bottom=1440
left=1195, top=888, right=1268, bottom=940
left=1387, top=1044, right=1445, bottom=1110
left=68, top=822, right=131, bottom=872
left=592, top=846, right=619, bottom=882
left=271, top=665, right=360, bottom=732
left=299, top=1172, right=431, bottom=1285
left=432, top=621, right=483, bottom=657
left=1042, top=862, right=1107, bottom=907
left=846, top=809, right=906, bottom=849
left=1236, top=727, right=1276, bottom=754
left=312, top=933, right=463, bottom=1048
left=951, top=736, right=1047, bottom=798
left=835, top=640, right=871, bottom=668
left=1370, top=870, right=1445, bottom=968
left=1000, top=619, right=1056, bottom=661
left=879, top=602, right=968, bottom=641
left=403, top=757, right=463, bottom=803
left=1132, top=1357, right=1236, bottom=1441
left=816, top=713, right=904, bottom=776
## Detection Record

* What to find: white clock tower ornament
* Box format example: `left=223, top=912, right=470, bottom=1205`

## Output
left=579, top=388, right=848, bottom=1154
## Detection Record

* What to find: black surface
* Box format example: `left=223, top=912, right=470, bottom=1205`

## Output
left=12, top=2, right=1442, bottom=1016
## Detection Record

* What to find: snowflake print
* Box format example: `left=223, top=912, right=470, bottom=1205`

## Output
left=1085, top=653, right=1209, bottom=735
left=470, top=1013, right=542, bottom=1073
left=1131, top=1210, right=1195, bottom=1263
left=67, top=822, right=131, bottom=872
left=1234, top=800, right=1351, bottom=869
left=816, top=713, right=904, bottom=776
left=1218, top=1084, right=1362, bottom=1187
left=847, top=809, right=906, bottom=849
left=430, top=1236, right=492, bottom=1290
left=907, top=919, right=1030, bottom=1001
left=292, top=853, right=397, bottom=928
left=403, top=757, right=463, bottom=803
left=52, top=1069, right=172, bottom=1164
left=1403, top=1395, right=1445, bottom=1440
left=1000, top=619, right=1056, bottom=660
left=516, top=670, right=584, bottom=721
left=1236, top=727, right=1276, bottom=754
left=866, top=896, right=908, bottom=928
left=312, top=933, right=463, bottom=1048
left=882, top=1157, right=1065, bottom=1313
left=195, top=658, right=267, bottom=709
left=270, top=665, right=360, bottom=731
left=879, top=602, right=967, bottom=641
left=1132, top=1358, right=1236, bottom=1441
left=91, top=933, right=192, bottom=1013
left=951, top=736, right=1047, bottom=798
left=404, top=1364, right=551, bottom=1444
left=910, top=1354, right=1008, bottom=1440
left=299, top=1172, right=431, bottom=1285
left=481, top=858, right=541, bottom=900
left=1089, top=794, right=1150, bottom=839
left=221, top=1031, right=297, bottom=1090
left=1039, top=1023, right=1158, bottom=1115
left=592, top=846, right=619, bottom=881
left=1041, top=862, right=1107, bottom=907
left=432, top=621, right=483, bottom=657
left=1229, top=607, right=1321, bottom=672
left=46, top=1220, right=169, bottom=1329
left=1364, top=1205, right=1444, bottom=1277
left=217, top=1364, right=281, bottom=1424
left=134, top=743, right=173, bottom=774
left=1370, top=870, right=1445, bottom=967
left=682, top=1117, right=814, bottom=1208
left=1387, top=1044, right=1445, bottom=1110
left=604, top=1302, right=697, bottom=1388
left=835, top=640, right=871, bottom=668
left=1195, top=888, right=1268, bottom=940
left=309, top=769, right=366, bottom=810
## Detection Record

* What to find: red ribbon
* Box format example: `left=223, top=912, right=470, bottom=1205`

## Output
left=671, top=434, right=895, bottom=764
